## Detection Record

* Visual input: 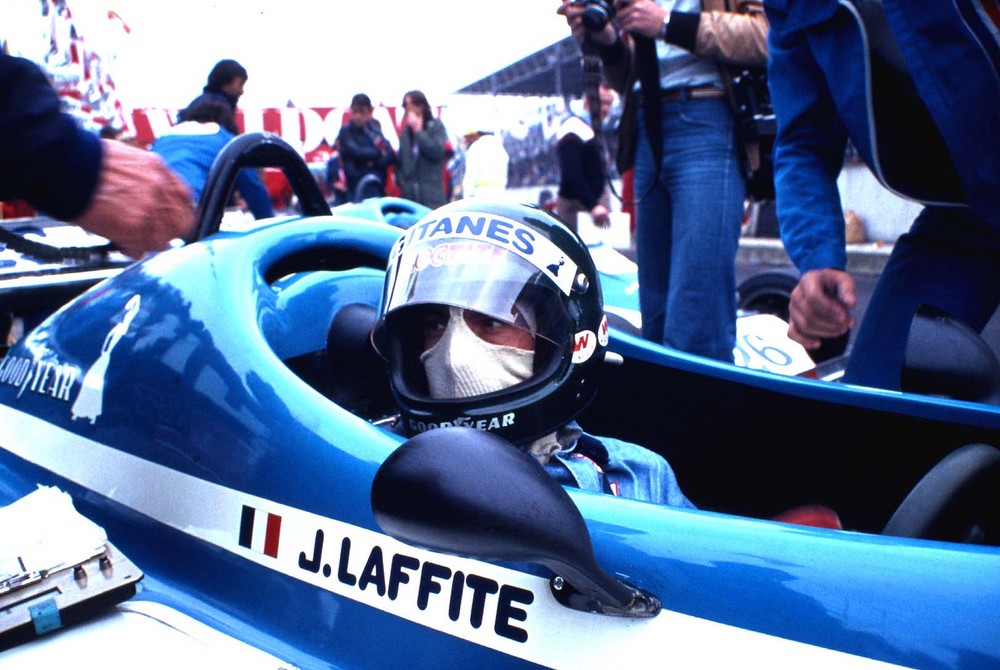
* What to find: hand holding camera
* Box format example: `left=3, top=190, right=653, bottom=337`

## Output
left=558, top=0, right=667, bottom=43
left=557, top=0, right=618, bottom=46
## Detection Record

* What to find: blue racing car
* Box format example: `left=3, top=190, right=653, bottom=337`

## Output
left=1, top=134, right=997, bottom=669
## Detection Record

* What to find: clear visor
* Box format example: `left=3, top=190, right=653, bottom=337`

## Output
left=382, top=238, right=570, bottom=344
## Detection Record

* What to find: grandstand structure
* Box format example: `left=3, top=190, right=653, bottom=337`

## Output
left=457, top=37, right=585, bottom=100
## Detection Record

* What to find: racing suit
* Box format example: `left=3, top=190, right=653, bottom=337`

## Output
left=543, top=423, right=695, bottom=508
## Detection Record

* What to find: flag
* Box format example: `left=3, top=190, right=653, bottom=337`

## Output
left=238, top=505, right=282, bottom=558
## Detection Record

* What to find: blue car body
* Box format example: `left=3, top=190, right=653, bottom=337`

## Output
left=1, top=209, right=999, bottom=668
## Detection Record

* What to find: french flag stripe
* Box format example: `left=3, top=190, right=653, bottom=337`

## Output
left=239, top=505, right=282, bottom=558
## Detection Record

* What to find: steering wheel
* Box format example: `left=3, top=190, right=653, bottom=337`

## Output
left=190, top=132, right=331, bottom=243
left=882, top=443, right=1000, bottom=543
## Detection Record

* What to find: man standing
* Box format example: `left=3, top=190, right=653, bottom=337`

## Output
left=335, top=94, right=396, bottom=202
left=765, top=0, right=1000, bottom=391
left=559, top=0, right=769, bottom=364
left=555, top=83, right=615, bottom=233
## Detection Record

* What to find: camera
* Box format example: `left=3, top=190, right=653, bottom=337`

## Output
left=574, top=0, right=616, bottom=32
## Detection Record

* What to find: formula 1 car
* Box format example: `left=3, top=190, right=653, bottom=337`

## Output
left=1, top=134, right=998, bottom=668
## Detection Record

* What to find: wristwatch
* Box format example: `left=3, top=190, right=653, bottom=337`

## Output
left=660, top=13, right=670, bottom=41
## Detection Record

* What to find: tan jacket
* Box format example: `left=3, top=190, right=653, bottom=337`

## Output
left=601, top=0, right=769, bottom=173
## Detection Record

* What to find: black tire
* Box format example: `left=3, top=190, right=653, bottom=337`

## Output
left=737, top=269, right=848, bottom=364
left=737, top=270, right=798, bottom=322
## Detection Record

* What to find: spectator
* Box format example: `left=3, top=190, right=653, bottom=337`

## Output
left=396, top=90, right=450, bottom=209
left=335, top=93, right=396, bottom=202
left=559, top=0, right=769, bottom=364
left=460, top=128, right=510, bottom=199
left=554, top=83, right=615, bottom=233
left=178, top=59, right=248, bottom=134
left=151, top=94, right=274, bottom=220
left=764, top=0, right=1000, bottom=391
left=0, top=53, right=194, bottom=258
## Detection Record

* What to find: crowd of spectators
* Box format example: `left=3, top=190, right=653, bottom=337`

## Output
left=497, top=98, right=620, bottom=190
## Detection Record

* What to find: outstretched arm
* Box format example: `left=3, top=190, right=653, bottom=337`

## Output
left=1, top=54, right=195, bottom=258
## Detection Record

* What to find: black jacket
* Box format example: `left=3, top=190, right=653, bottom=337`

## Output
left=335, top=119, right=396, bottom=195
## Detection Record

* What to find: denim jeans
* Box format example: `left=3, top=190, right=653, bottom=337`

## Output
left=633, top=98, right=745, bottom=363
left=844, top=205, right=1000, bottom=391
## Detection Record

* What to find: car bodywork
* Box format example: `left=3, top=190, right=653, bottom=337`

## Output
left=1, top=135, right=998, bottom=668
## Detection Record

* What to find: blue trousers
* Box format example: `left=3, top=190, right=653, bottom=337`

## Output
left=633, top=98, right=745, bottom=363
left=844, top=205, right=1000, bottom=391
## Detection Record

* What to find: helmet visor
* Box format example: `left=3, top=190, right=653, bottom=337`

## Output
left=381, top=233, right=574, bottom=347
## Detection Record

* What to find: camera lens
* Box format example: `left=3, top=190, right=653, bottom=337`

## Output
left=581, top=4, right=611, bottom=32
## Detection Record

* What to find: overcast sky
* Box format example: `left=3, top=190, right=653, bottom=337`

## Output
left=64, top=0, right=572, bottom=110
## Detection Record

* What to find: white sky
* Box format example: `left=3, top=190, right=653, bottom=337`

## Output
left=63, top=0, right=573, bottom=110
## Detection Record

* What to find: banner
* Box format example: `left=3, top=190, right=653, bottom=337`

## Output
left=132, top=105, right=431, bottom=165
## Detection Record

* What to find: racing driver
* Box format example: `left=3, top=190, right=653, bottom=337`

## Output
left=373, top=200, right=694, bottom=507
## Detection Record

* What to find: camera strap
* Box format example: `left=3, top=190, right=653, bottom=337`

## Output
left=581, top=36, right=605, bottom=138
left=633, top=34, right=663, bottom=171
left=580, top=34, right=661, bottom=209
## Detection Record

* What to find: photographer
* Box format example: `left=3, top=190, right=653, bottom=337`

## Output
left=558, top=0, right=767, bottom=364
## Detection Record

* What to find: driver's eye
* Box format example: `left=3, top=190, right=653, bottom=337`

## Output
left=464, top=311, right=505, bottom=333
left=464, top=311, right=535, bottom=350
left=420, top=308, right=450, bottom=350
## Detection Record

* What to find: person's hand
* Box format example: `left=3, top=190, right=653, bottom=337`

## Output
left=404, top=110, right=423, bottom=132
left=787, top=269, right=857, bottom=350
left=74, top=140, right=195, bottom=259
left=591, top=203, right=611, bottom=227
left=557, top=1, right=619, bottom=46
left=613, top=0, right=667, bottom=39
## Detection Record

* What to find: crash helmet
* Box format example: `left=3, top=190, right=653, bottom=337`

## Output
left=372, top=199, right=609, bottom=447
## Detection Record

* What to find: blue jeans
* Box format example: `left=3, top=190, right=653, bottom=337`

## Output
left=633, top=98, right=744, bottom=363
left=844, top=205, right=1000, bottom=391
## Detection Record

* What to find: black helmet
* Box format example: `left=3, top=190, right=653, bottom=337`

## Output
left=373, top=200, right=608, bottom=447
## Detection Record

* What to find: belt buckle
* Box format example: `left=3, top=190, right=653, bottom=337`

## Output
left=663, top=87, right=692, bottom=103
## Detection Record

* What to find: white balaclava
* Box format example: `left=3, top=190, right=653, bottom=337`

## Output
left=420, top=306, right=534, bottom=399
left=419, top=305, right=564, bottom=464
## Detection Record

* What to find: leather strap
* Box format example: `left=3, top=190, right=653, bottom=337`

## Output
left=634, top=34, right=663, bottom=169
